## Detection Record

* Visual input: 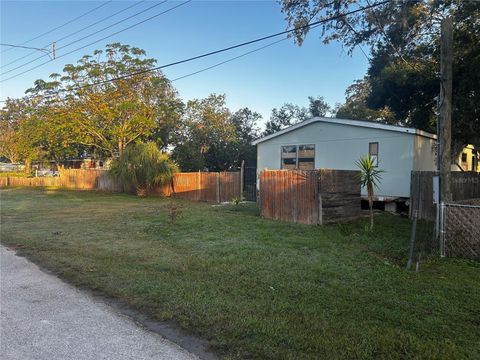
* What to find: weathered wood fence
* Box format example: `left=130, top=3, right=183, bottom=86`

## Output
left=259, top=169, right=361, bottom=225
left=410, top=171, right=480, bottom=220
left=160, top=171, right=241, bottom=203
left=1, top=169, right=241, bottom=203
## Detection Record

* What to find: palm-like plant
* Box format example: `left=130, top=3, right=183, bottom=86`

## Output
left=110, top=142, right=178, bottom=196
left=356, top=155, right=384, bottom=230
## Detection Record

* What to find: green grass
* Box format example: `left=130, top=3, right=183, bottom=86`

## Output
left=1, top=188, right=479, bottom=359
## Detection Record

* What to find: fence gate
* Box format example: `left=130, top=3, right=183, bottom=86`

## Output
left=259, top=170, right=319, bottom=224
left=440, top=201, right=480, bottom=259
left=243, top=166, right=257, bottom=201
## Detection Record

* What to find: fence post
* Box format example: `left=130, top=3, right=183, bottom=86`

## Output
left=439, top=202, right=446, bottom=257
left=317, top=171, right=322, bottom=225
left=407, top=210, right=418, bottom=269
left=240, top=160, right=244, bottom=200
left=216, top=172, right=220, bottom=203
left=197, top=170, right=201, bottom=201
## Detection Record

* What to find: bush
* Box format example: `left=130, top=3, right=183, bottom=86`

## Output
left=110, top=142, right=178, bottom=196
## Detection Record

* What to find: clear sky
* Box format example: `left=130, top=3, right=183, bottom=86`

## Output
left=0, top=0, right=370, bottom=127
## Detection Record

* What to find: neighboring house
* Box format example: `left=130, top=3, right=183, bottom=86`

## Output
left=66, top=158, right=107, bottom=170
left=253, top=117, right=437, bottom=201
left=453, top=144, right=480, bottom=172
left=31, top=158, right=107, bottom=175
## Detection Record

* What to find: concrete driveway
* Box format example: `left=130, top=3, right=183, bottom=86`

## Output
left=0, top=246, right=198, bottom=360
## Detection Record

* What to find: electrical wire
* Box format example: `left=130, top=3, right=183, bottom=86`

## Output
left=1, top=1, right=112, bottom=54
left=1, top=1, right=170, bottom=77
left=0, top=43, right=51, bottom=56
left=171, top=23, right=326, bottom=82
left=2, top=0, right=147, bottom=69
left=172, top=37, right=289, bottom=82
left=0, top=0, right=390, bottom=101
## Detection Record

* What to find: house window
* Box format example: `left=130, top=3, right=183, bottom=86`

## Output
left=281, top=145, right=297, bottom=170
left=369, top=142, right=379, bottom=166
left=461, top=153, right=467, bottom=163
left=281, top=144, right=315, bottom=170
left=298, top=145, right=315, bottom=170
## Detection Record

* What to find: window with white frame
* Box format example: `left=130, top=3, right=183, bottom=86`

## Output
left=369, top=142, right=379, bottom=166
left=281, top=144, right=315, bottom=170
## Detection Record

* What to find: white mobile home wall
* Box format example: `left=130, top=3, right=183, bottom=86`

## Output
left=256, top=121, right=436, bottom=198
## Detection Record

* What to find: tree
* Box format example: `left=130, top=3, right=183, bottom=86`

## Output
left=281, top=1, right=480, bottom=150
left=172, top=94, right=234, bottom=171
left=280, top=1, right=433, bottom=53
left=356, top=155, right=384, bottom=230
left=263, top=96, right=331, bottom=136
left=308, top=96, right=331, bottom=117
left=172, top=95, right=261, bottom=171
left=0, top=98, right=34, bottom=163
left=110, top=142, right=178, bottom=196
left=30, top=43, right=182, bottom=158
left=229, top=108, right=261, bottom=166
left=335, top=77, right=397, bottom=123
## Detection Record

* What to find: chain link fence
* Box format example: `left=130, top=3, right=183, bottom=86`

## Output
left=440, top=200, right=480, bottom=259
left=407, top=211, right=437, bottom=271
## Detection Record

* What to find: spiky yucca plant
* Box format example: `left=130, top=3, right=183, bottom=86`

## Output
left=356, top=155, right=384, bottom=230
left=110, top=142, right=178, bottom=196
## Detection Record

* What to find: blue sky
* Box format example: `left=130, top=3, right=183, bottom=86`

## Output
left=0, top=0, right=370, bottom=127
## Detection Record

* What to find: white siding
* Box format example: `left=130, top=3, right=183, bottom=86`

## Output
left=257, top=121, right=417, bottom=198
left=413, top=136, right=437, bottom=171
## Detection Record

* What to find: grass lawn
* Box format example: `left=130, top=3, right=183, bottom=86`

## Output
left=1, top=188, right=479, bottom=359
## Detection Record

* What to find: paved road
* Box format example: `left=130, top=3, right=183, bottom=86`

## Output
left=0, top=246, right=198, bottom=360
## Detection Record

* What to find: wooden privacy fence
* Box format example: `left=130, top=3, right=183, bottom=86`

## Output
left=259, top=169, right=361, bottom=225
left=410, top=171, right=480, bottom=220
left=161, top=171, right=241, bottom=203
left=1, top=169, right=105, bottom=189
left=1, top=169, right=241, bottom=203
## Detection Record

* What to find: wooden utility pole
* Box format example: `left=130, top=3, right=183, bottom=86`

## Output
left=439, top=17, right=453, bottom=203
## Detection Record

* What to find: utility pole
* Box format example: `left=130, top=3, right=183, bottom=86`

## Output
left=439, top=17, right=453, bottom=203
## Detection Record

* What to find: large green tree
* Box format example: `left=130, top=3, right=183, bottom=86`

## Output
left=228, top=107, right=261, bottom=167
left=172, top=94, right=261, bottom=171
left=280, top=0, right=480, bottom=149
left=263, top=96, right=331, bottom=136
left=29, top=43, right=182, bottom=158
left=0, top=98, right=34, bottom=163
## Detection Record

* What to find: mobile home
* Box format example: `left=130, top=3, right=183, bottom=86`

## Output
left=253, top=117, right=437, bottom=200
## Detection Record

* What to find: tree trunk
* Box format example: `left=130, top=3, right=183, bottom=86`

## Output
left=368, top=184, right=374, bottom=230
left=136, top=185, right=148, bottom=197
left=369, top=197, right=373, bottom=230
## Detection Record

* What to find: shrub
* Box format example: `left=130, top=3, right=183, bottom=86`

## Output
left=110, top=142, right=178, bottom=196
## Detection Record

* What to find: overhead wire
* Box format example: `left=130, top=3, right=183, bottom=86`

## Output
left=2, top=0, right=147, bottom=69
left=171, top=37, right=289, bottom=82
left=1, top=0, right=171, bottom=77
left=1, top=1, right=112, bottom=54
left=0, top=0, right=390, bottom=102
left=171, top=23, right=323, bottom=83
left=0, top=43, right=51, bottom=56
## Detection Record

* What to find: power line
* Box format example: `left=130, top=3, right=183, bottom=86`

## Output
left=172, top=38, right=289, bottom=82
left=1, top=0, right=170, bottom=77
left=170, top=25, right=329, bottom=82
left=81, top=1, right=389, bottom=88
left=2, top=0, right=147, bottom=69
left=0, top=43, right=52, bottom=57
left=1, top=1, right=112, bottom=54
left=0, top=0, right=390, bottom=101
